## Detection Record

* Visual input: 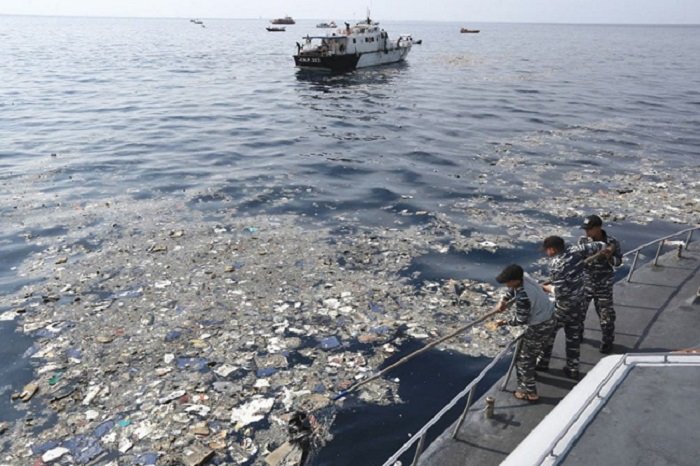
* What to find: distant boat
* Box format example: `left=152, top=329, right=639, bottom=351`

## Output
left=271, top=16, right=295, bottom=25
left=460, top=28, right=480, bottom=33
left=266, top=26, right=286, bottom=32
left=316, top=21, right=337, bottom=28
left=190, top=19, right=205, bottom=27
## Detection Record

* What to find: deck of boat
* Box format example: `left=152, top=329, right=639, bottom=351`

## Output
left=417, top=245, right=700, bottom=465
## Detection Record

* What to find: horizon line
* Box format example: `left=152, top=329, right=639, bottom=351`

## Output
left=0, top=13, right=699, bottom=26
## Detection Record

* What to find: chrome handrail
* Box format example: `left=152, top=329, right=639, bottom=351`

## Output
left=622, top=225, right=698, bottom=281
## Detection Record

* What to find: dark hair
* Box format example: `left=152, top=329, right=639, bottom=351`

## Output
left=542, top=235, right=565, bottom=252
left=496, top=264, right=524, bottom=283
left=582, top=214, right=603, bottom=229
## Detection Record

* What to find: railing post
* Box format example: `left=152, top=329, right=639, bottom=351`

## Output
left=485, top=396, right=495, bottom=419
left=500, top=339, right=522, bottom=391
left=626, top=251, right=639, bottom=282
left=653, top=240, right=665, bottom=265
left=686, top=230, right=693, bottom=250
left=410, top=433, right=426, bottom=466
left=451, top=386, right=475, bottom=439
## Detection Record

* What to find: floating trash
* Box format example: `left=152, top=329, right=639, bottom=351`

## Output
left=319, top=336, right=341, bottom=350
left=230, top=397, right=275, bottom=428
left=92, top=420, right=115, bottom=438
left=256, top=367, right=278, bottom=378
left=176, top=357, right=209, bottom=372
left=164, top=329, right=182, bottom=342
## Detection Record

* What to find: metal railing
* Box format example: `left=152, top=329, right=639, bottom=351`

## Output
left=381, top=338, right=520, bottom=466
left=381, top=224, right=699, bottom=466
left=622, top=225, right=698, bottom=282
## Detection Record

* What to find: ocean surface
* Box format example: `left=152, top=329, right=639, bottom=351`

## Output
left=1, top=15, right=699, bottom=465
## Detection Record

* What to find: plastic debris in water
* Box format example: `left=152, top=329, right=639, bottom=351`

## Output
left=230, top=397, right=275, bottom=428
left=319, top=336, right=340, bottom=350
left=48, top=372, right=63, bottom=385
left=158, top=390, right=187, bottom=405
left=113, top=289, right=143, bottom=299
left=369, top=302, right=384, bottom=313
left=31, top=440, right=60, bottom=456
left=370, top=325, right=389, bottom=335
left=63, top=435, right=104, bottom=464
left=22, top=343, right=40, bottom=358
left=256, top=367, right=278, bottom=378
left=164, top=330, right=182, bottom=342
left=176, top=357, right=209, bottom=372
left=19, top=383, right=39, bottom=402
left=92, top=420, right=115, bottom=439
left=66, top=347, right=82, bottom=361
left=42, top=446, right=70, bottom=462
left=135, top=452, right=159, bottom=465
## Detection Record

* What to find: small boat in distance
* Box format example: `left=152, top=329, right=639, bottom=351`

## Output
left=316, top=21, right=337, bottom=28
left=271, top=16, right=295, bottom=25
left=294, top=15, right=413, bottom=72
left=190, top=19, right=205, bottom=27
left=266, top=26, right=286, bottom=32
left=460, top=28, right=480, bottom=33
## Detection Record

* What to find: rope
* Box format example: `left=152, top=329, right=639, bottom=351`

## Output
left=333, top=299, right=514, bottom=400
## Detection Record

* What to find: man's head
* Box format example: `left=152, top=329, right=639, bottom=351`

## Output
left=581, top=215, right=603, bottom=239
left=542, top=236, right=565, bottom=257
left=496, top=264, right=524, bottom=289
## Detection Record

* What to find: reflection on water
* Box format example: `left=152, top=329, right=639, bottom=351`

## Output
left=294, top=60, right=408, bottom=88
left=294, top=64, right=406, bottom=128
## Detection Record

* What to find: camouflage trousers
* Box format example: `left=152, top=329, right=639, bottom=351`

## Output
left=538, top=300, right=586, bottom=371
left=583, top=277, right=616, bottom=345
left=515, top=319, right=557, bottom=394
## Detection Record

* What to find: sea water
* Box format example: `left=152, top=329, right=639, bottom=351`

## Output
left=1, top=16, right=698, bottom=464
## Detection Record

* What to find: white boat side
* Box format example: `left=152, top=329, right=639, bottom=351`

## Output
left=294, top=18, right=412, bottom=72
left=502, top=353, right=700, bottom=466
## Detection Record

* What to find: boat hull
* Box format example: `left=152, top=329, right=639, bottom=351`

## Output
left=294, top=48, right=410, bottom=72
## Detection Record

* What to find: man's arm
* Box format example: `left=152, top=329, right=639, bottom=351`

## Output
left=508, top=289, right=531, bottom=326
left=573, top=240, right=607, bottom=257
left=496, top=287, right=516, bottom=312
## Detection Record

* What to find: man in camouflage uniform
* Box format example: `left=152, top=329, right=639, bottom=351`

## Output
left=578, top=215, right=623, bottom=354
left=495, top=264, right=556, bottom=402
left=538, top=235, right=612, bottom=379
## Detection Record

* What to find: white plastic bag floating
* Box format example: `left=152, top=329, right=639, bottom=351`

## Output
left=230, top=396, right=275, bottom=428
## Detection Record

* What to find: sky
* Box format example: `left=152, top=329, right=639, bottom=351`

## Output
left=0, top=0, right=698, bottom=24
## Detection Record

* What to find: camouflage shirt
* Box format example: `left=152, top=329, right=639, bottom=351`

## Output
left=578, top=231, right=622, bottom=280
left=549, top=241, right=607, bottom=302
